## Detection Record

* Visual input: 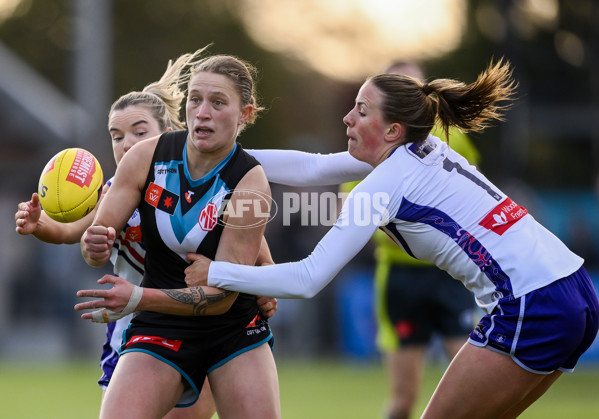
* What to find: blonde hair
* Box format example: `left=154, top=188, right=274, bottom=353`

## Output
left=370, top=58, right=517, bottom=144
left=109, top=46, right=210, bottom=131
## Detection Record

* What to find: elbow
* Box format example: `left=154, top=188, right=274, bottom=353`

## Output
left=295, top=285, right=321, bottom=299
left=294, top=260, right=326, bottom=299
left=302, top=289, right=320, bottom=299
left=201, top=291, right=238, bottom=316
left=208, top=301, right=233, bottom=315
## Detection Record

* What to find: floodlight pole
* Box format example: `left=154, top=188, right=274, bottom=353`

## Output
left=71, top=0, right=113, bottom=149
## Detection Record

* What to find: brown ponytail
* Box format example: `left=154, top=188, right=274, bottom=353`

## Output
left=370, top=58, right=517, bottom=144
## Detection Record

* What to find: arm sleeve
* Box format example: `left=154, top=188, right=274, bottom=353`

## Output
left=246, top=149, right=373, bottom=186
left=207, top=180, right=389, bottom=298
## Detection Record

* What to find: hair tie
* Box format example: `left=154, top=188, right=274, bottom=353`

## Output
left=422, top=83, right=433, bottom=96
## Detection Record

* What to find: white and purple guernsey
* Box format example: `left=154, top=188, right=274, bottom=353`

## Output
left=218, top=135, right=583, bottom=314
left=98, top=177, right=145, bottom=389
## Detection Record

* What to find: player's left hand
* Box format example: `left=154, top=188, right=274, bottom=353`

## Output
left=185, top=253, right=212, bottom=286
left=257, top=296, right=277, bottom=319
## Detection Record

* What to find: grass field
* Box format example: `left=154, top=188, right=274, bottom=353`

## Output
left=1, top=359, right=598, bottom=418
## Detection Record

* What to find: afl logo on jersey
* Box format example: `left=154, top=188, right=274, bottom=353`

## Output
left=199, top=202, right=219, bottom=231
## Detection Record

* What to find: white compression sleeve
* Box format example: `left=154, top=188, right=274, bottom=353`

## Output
left=90, top=285, right=143, bottom=323
left=207, top=181, right=385, bottom=297
left=208, top=221, right=377, bottom=298
left=246, top=149, right=373, bottom=186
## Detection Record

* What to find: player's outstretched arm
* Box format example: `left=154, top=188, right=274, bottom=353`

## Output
left=247, top=149, right=373, bottom=186
left=81, top=139, right=153, bottom=267
left=16, top=192, right=99, bottom=244
left=75, top=275, right=237, bottom=322
left=183, top=235, right=278, bottom=319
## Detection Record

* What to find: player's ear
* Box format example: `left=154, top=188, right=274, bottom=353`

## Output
left=384, top=123, right=402, bottom=143
left=239, top=104, right=253, bottom=126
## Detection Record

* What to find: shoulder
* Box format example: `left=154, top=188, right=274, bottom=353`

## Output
left=350, top=161, right=396, bottom=197
left=235, top=143, right=261, bottom=168
left=127, top=136, right=160, bottom=162
left=237, top=165, right=270, bottom=197
left=431, top=126, right=480, bottom=165
left=349, top=151, right=407, bottom=210
left=217, top=143, right=263, bottom=189
left=154, top=130, right=187, bottom=156
left=117, top=136, right=160, bottom=183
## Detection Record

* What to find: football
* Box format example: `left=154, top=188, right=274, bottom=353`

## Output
left=38, top=148, right=104, bottom=222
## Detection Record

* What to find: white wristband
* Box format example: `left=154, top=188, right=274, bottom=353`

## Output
left=90, top=285, right=144, bottom=323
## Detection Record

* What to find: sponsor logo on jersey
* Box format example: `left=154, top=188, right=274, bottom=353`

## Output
left=144, top=182, right=179, bottom=215
left=246, top=315, right=268, bottom=336
left=246, top=314, right=260, bottom=328
left=473, top=323, right=486, bottom=339
left=408, top=139, right=436, bottom=158
left=479, top=197, right=527, bottom=235
left=156, top=167, right=177, bottom=174
left=67, top=149, right=97, bottom=188
left=124, top=225, right=142, bottom=242
left=185, top=190, right=194, bottom=203
left=125, top=335, right=182, bottom=351
left=199, top=202, right=218, bottom=231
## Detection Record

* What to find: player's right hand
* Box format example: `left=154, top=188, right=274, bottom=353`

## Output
left=75, top=274, right=139, bottom=322
left=82, top=225, right=116, bottom=266
left=15, top=192, right=42, bottom=235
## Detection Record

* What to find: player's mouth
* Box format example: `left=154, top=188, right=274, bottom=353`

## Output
left=193, top=126, right=214, bottom=138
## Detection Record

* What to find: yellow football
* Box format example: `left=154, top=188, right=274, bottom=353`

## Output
left=38, top=148, right=104, bottom=223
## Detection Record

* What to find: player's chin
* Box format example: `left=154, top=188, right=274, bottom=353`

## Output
left=347, top=140, right=359, bottom=156
left=188, top=132, right=212, bottom=146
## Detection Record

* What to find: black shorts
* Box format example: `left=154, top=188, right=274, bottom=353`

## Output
left=385, top=265, right=475, bottom=347
left=120, top=314, right=273, bottom=407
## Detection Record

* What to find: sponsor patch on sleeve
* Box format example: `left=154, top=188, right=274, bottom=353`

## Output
left=479, top=197, right=528, bottom=235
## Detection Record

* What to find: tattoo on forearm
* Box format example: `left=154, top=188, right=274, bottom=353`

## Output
left=161, top=287, right=234, bottom=315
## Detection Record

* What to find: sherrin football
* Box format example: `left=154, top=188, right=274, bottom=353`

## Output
left=38, top=148, right=103, bottom=222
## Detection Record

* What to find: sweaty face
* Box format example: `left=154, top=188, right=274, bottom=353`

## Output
left=108, top=106, right=163, bottom=165
left=343, top=81, right=389, bottom=166
left=185, top=72, right=250, bottom=156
